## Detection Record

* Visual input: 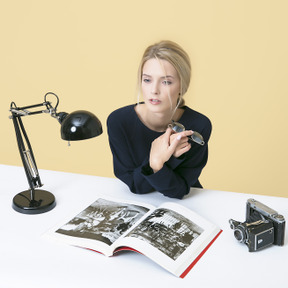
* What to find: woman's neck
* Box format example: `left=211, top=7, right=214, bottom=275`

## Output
left=135, top=103, right=184, bottom=132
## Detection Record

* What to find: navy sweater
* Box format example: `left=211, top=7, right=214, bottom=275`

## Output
left=107, top=104, right=212, bottom=199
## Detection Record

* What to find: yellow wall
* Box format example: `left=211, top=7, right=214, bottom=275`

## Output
left=1, top=0, right=287, bottom=197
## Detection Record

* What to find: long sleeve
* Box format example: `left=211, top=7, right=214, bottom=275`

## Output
left=107, top=118, right=155, bottom=194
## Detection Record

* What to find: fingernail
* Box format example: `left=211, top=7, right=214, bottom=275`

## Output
left=177, top=135, right=182, bottom=140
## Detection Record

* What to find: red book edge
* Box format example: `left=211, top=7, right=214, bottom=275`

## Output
left=82, top=229, right=223, bottom=279
left=180, top=229, right=223, bottom=279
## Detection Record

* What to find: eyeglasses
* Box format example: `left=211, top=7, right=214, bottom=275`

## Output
left=168, top=121, right=205, bottom=146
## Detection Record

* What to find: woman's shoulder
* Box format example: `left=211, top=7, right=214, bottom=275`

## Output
left=107, top=104, right=136, bottom=124
left=181, top=106, right=212, bottom=139
left=182, top=106, right=211, bottom=124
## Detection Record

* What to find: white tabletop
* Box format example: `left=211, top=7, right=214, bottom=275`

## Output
left=0, top=164, right=287, bottom=288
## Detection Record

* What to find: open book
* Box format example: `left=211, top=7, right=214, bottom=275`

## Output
left=46, top=197, right=222, bottom=278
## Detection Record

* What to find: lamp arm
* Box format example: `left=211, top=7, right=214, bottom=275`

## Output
left=11, top=113, right=42, bottom=192
left=9, top=93, right=62, bottom=194
left=9, top=92, right=63, bottom=120
left=10, top=101, right=57, bottom=117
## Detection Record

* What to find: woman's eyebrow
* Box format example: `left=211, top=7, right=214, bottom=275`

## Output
left=142, top=73, right=174, bottom=79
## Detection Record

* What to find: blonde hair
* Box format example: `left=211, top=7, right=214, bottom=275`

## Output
left=137, top=40, right=191, bottom=107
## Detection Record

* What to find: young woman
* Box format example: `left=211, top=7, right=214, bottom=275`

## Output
left=107, top=40, right=212, bottom=199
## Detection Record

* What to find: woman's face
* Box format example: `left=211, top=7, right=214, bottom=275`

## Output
left=141, top=58, right=181, bottom=114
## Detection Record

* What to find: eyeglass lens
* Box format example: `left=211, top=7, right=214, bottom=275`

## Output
left=169, top=121, right=205, bottom=146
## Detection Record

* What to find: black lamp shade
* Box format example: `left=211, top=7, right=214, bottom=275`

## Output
left=60, top=110, right=102, bottom=141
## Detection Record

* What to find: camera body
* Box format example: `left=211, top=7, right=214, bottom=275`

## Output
left=229, top=199, right=285, bottom=252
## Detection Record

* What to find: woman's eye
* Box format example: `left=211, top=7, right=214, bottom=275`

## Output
left=163, top=80, right=172, bottom=85
left=143, top=78, right=151, bottom=83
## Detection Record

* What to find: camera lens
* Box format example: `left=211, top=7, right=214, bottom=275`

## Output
left=234, top=228, right=245, bottom=243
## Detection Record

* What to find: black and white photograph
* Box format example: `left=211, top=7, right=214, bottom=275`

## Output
left=127, top=208, right=204, bottom=260
left=56, top=198, right=149, bottom=245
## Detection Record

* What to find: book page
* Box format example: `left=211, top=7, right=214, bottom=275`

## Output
left=47, top=197, right=154, bottom=256
left=116, top=202, right=221, bottom=276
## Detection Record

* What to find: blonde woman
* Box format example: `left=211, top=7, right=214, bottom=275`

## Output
left=107, top=40, right=211, bottom=199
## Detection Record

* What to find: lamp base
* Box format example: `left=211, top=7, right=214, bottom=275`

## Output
left=12, top=189, right=56, bottom=214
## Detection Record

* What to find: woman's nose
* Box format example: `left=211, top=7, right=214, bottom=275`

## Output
left=151, top=83, right=160, bottom=95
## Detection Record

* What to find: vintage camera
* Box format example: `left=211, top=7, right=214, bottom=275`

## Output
left=229, top=198, right=285, bottom=252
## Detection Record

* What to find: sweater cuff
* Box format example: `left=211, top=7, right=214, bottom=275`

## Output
left=141, top=163, right=174, bottom=191
left=141, top=163, right=154, bottom=176
left=166, top=154, right=186, bottom=169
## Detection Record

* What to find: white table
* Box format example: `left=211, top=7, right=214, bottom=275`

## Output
left=0, top=165, right=287, bottom=288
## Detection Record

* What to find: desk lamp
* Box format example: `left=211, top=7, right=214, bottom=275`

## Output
left=9, top=92, right=102, bottom=215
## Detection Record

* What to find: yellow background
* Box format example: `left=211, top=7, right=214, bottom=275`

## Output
left=1, top=0, right=287, bottom=197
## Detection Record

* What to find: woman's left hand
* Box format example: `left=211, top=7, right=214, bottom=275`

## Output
left=170, top=130, right=192, bottom=158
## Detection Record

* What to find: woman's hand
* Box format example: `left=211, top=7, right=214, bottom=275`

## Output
left=149, top=128, right=192, bottom=172
left=170, top=130, right=192, bottom=158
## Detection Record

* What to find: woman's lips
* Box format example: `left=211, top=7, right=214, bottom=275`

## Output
left=149, top=99, right=161, bottom=105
